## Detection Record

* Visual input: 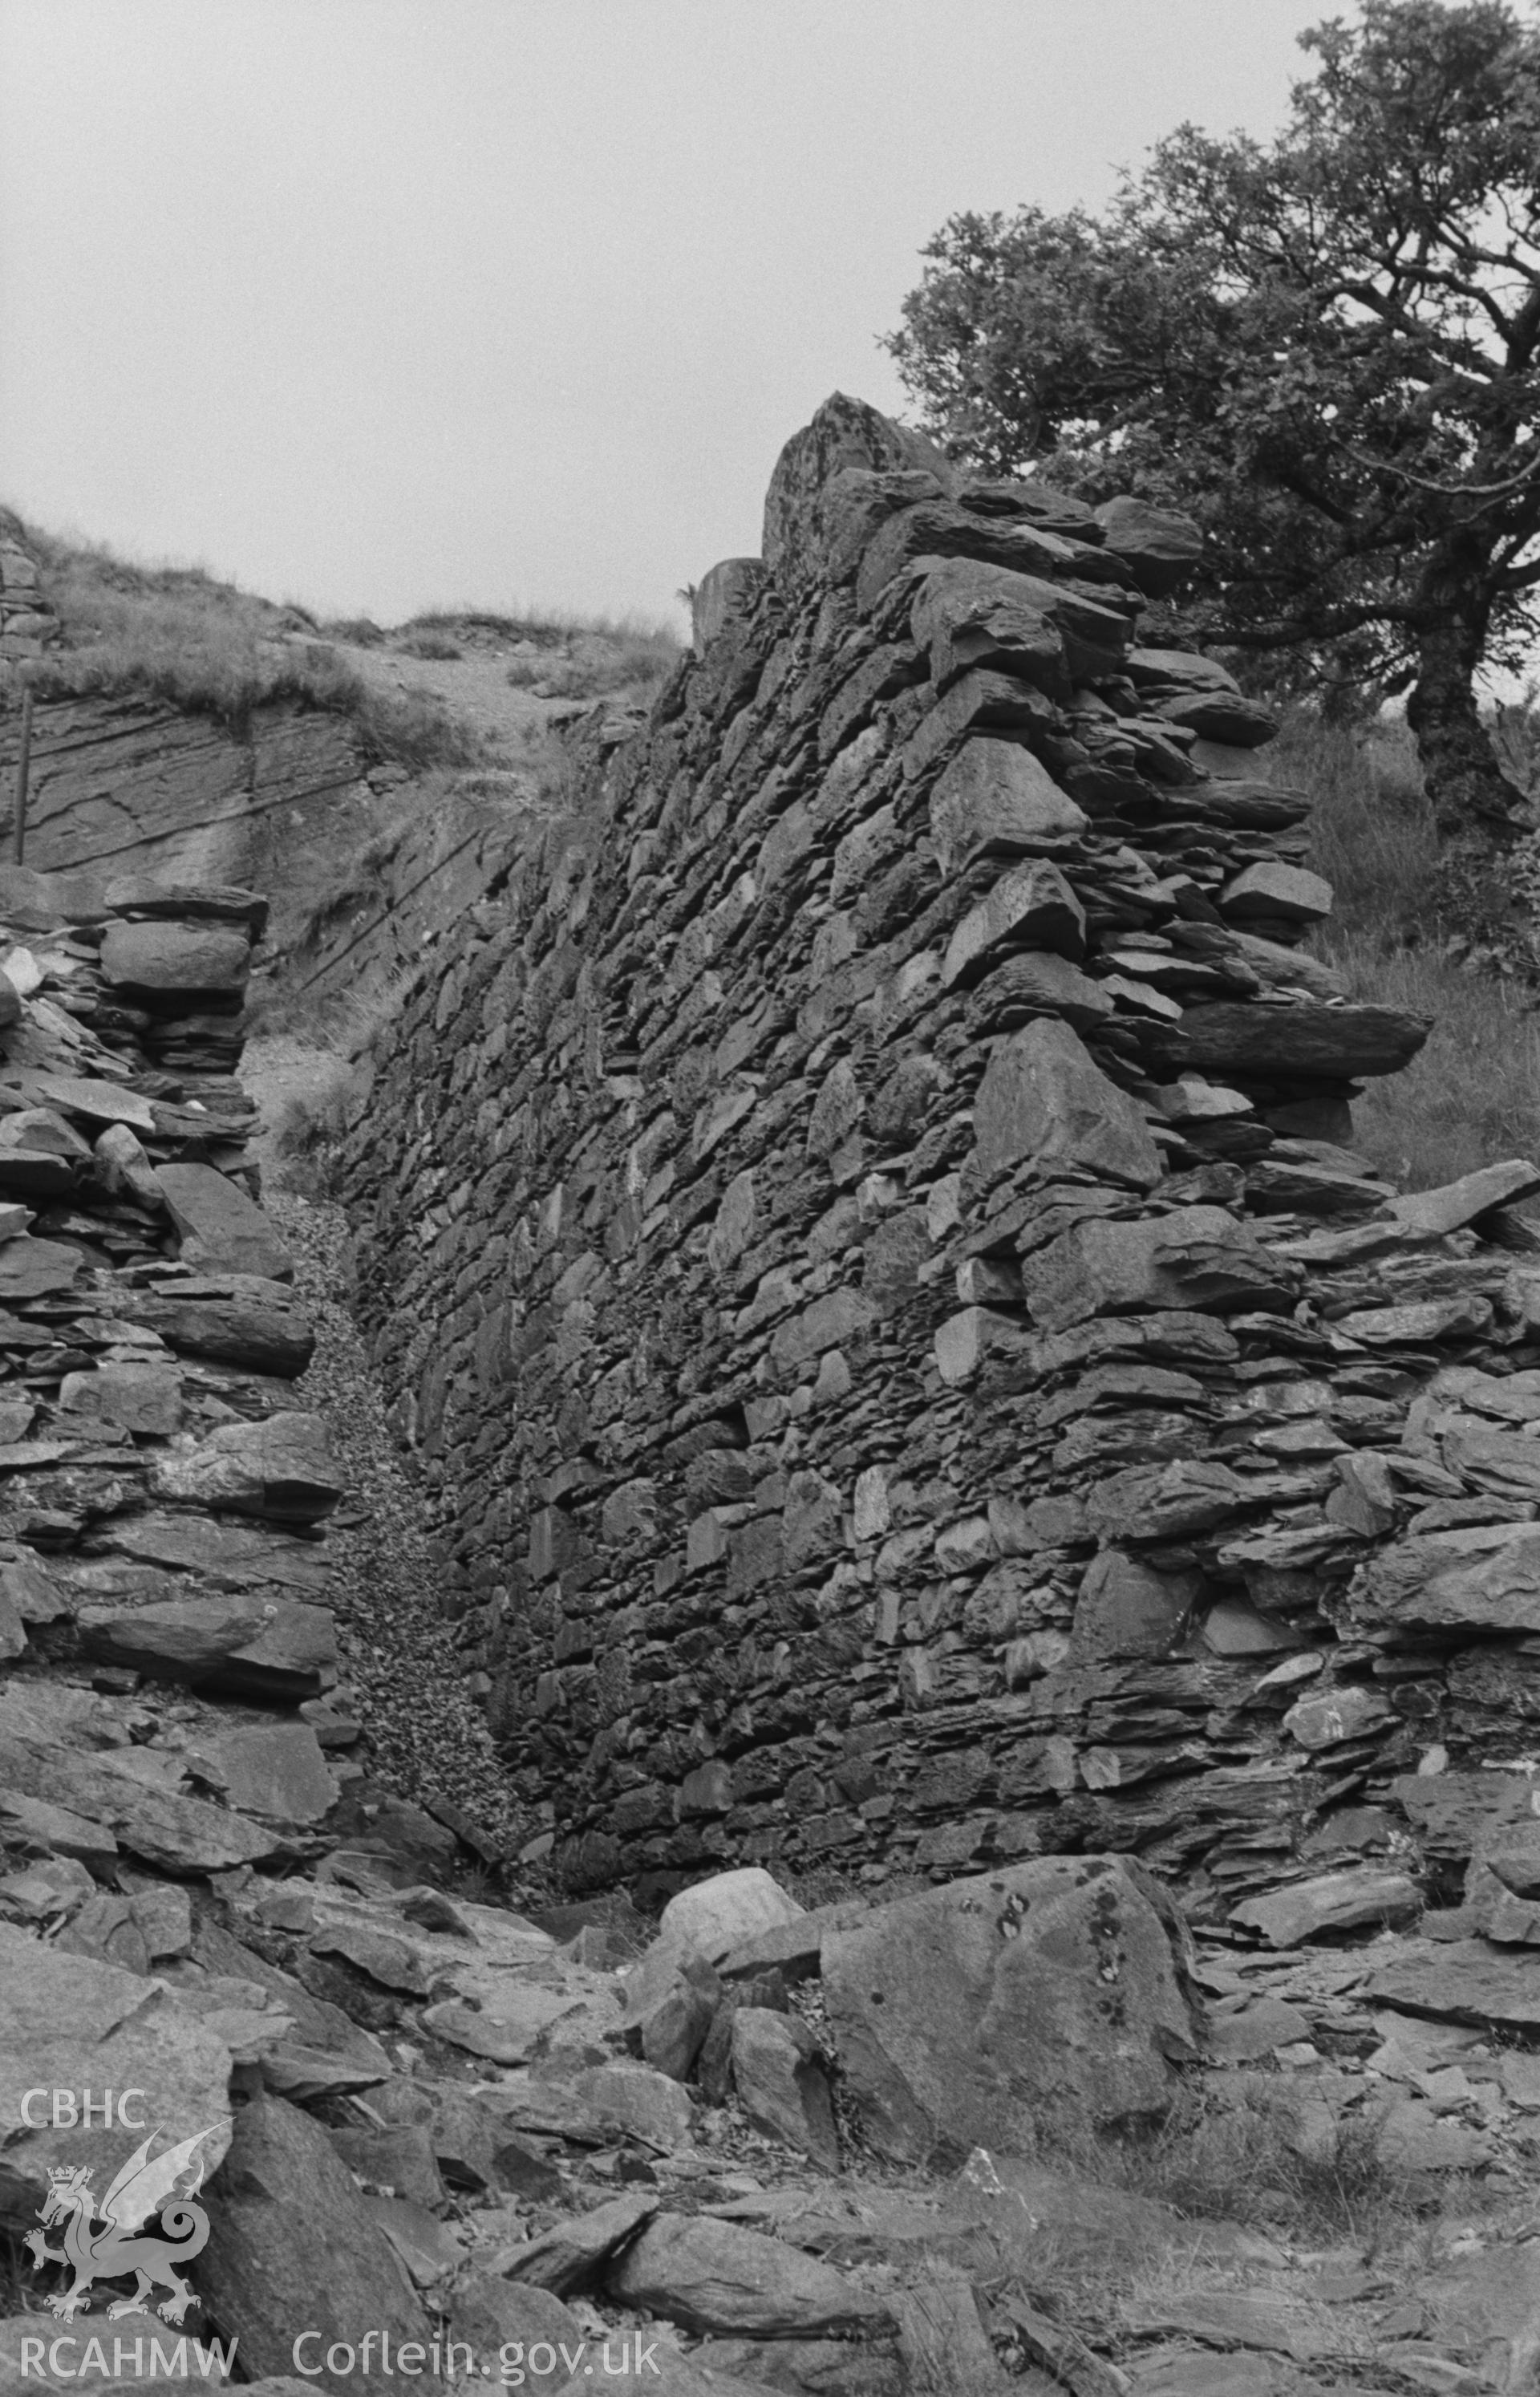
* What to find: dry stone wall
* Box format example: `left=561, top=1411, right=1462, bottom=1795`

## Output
left=0, top=858, right=376, bottom=1912
left=342, top=392, right=1540, bottom=1929
left=0, top=517, right=59, bottom=660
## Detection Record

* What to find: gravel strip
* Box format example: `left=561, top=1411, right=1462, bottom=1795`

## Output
left=265, top=1188, right=532, bottom=1866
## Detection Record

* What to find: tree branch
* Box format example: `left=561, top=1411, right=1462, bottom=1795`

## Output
left=1331, top=438, right=1540, bottom=502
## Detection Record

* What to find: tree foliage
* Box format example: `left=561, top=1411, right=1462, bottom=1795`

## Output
left=885, top=1, right=1540, bottom=826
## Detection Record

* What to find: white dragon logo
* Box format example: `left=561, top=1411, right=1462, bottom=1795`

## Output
left=23, top=2125, right=222, bottom=2323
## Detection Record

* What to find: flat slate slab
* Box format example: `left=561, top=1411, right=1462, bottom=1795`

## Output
left=104, top=875, right=270, bottom=939
left=1370, top=1937, right=1540, bottom=2031
left=102, top=1507, right=330, bottom=1591
left=58, top=1361, right=184, bottom=1435
left=156, top=1161, right=295, bottom=1283
left=124, top=1282, right=315, bottom=1377
left=24, top=1073, right=160, bottom=1133
left=1230, top=1868, right=1422, bottom=1949
left=195, top=1722, right=337, bottom=1827
left=0, top=1237, right=80, bottom=1299
left=149, top=1411, right=342, bottom=1524
left=1390, top=1157, right=1540, bottom=1236
left=607, top=2211, right=894, bottom=2338
left=99, top=920, right=250, bottom=1008
left=78, top=1592, right=338, bottom=1702
left=1147, top=1000, right=1430, bottom=1082
left=0, top=1727, right=279, bottom=1875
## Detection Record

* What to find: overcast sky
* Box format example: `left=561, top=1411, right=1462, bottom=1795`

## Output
left=1, top=1, right=1342, bottom=629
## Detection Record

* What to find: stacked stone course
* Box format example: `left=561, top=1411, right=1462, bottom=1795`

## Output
left=0, top=519, right=59, bottom=660
left=342, top=392, right=1540, bottom=1933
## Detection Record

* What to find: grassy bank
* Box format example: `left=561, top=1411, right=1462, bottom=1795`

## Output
left=0, top=520, right=681, bottom=765
left=0, top=525, right=482, bottom=769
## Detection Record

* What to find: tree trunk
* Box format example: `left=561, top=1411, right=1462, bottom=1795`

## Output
left=1405, top=601, right=1527, bottom=840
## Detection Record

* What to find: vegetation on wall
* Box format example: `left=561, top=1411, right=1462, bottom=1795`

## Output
left=1296, top=702, right=1540, bottom=1186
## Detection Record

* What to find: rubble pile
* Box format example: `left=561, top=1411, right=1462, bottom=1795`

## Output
left=0, top=862, right=366, bottom=1762
left=18, top=1833, right=1540, bottom=2397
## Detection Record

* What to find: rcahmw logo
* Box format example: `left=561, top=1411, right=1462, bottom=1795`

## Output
left=19, top=2099, right=233, bottom=2380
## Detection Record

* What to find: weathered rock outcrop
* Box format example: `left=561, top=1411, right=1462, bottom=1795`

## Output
left=0, top=695, right=369, bottom=949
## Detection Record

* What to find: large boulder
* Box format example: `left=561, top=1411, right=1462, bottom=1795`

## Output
left=149, top=1413, right=342, bottom=1526
left=821, top=1857, right=1199, bottom=2166
left=1230, top=1868, right=1421, bottom=1947
left=98, top=922, right=249, bottom=1012
left=606, top=2213, right=893, bottom=2339
left=1072, top=1549, right=1201, bottom=1660
left=856, top=490, right=1110, bottom=614
left=762, top=393, right=954, bottom=591
left=198, top=2097, right=431, bottom=2397
left=1391, top=1157, right=1540, bottom=1236
left=23, top=1073, right=159, bottom=1133
left=450, top=2274, right=594, bottom=2392
left=0, top=1921, right=234, bottom=2229
left=1157, top=687, right=1279, bottom=745
left=155, top=1163, right=295, bottom=1283
left=0, top=1110, right=90, bottom=1197
left=498, top=2190, right=659, bottom=2294
left=1370, top=1939, right=1540, bottom=2035
left=1219, top=862, right=1333, bottom=924
left=659, top=1868, right=804, bottom=1966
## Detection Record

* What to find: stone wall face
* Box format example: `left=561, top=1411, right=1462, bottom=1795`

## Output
left=342, top=393, right=1540, bottom=1920
left=0, top=524, right=59, bottom=660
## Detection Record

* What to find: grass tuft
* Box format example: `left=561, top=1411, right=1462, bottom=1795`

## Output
left=1096, top=2078, right=1415, bottom=2245
left=504, top=623, right=681, bottom=701
left=0, top=520, right=485, bottom=771
left=399, top=629, right=463, bottom=662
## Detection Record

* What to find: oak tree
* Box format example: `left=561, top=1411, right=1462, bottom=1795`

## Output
left=886, top=1, right=1540, bottom=830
